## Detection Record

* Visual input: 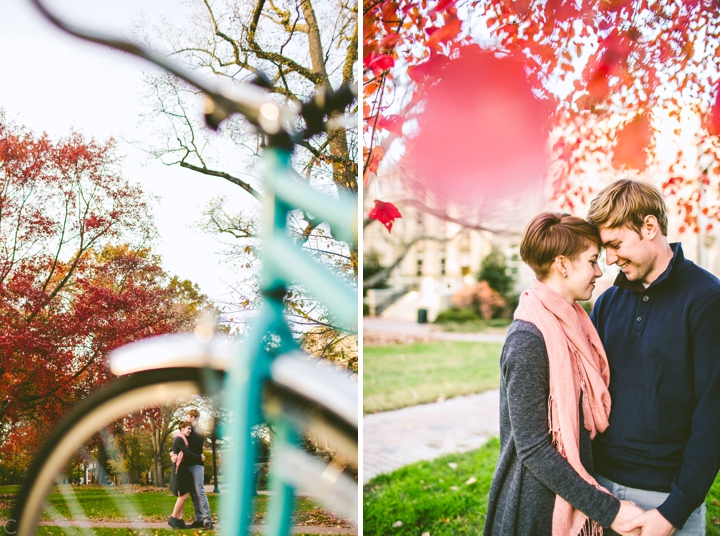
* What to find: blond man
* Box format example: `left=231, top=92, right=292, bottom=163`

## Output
left=587, top=179, right=720, bottom=536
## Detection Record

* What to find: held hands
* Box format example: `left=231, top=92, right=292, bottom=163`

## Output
left=610, top=500, right=645, bottom=536
left=617, top=508, right=676, bottom=536
left=169, top=452, right=205, bottom=462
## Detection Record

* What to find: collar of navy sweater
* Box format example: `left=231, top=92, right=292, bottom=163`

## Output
left=613, top=242, right=687, bottom=293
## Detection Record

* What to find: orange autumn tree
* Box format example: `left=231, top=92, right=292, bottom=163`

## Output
left=364, top=0, right=720, bottom=234
left=0, top=117, right=210, bottom=472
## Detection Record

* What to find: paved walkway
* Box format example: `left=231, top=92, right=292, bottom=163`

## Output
left=363, top=318, right=507, bottom=343
left=363, top=318, right=504, bottom=484
left=363, top=391, right=500, bottom=483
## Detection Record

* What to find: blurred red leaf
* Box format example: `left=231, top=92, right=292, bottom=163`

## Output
left=364, top=52, right=395, bottom=76
left=612, top=112, right=652, bottom=171
left=369, top=200, right=402, bottom=232
left=428, top=0, right=456, bottom=17
left=586, top=66, right=611, bottom=103
left=510, top=0, right=532, bottom=15
left=381, top=0, right=399, bottom=20
left=379, top=33, right=403, bottom=49
left=404, top=45, right=549, bottom=205
left=408, top=54, right=451, bottom=83
left=426, top=14, right=462, bottom=52
left=375, top=114, right=405, bottom=135
left=363, top=146, right=385, bottom=185
left=707, top=84, right=720, bottom=136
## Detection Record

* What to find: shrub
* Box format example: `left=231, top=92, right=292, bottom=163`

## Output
left=434, top=307, right=482, bottom=323
left=450, top=281, right=506, bottom=320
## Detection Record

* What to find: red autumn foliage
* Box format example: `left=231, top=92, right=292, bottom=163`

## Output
left=368, top=200, right=403, bottom=231
left=364, top=0, right=720, bottom=234
left=0, top=117, right=209, bottom=456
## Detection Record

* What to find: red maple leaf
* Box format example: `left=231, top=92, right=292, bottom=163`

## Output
left=368, top=200, right=402, bottom=232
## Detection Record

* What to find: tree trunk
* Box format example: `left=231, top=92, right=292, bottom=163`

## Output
left=152, top=427, right=165, bottom=487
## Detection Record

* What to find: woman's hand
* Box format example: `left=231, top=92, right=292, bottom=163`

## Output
left=611, top=500, right=645, bottom=535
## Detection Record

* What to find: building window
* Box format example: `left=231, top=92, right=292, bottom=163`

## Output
left=417, top=258, right=423, bottom=276
left=461, top=265, right=470, bottom=276
left=441, top=257, right=446, bottom=275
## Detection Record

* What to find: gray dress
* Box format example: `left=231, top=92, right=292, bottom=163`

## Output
left=483, top=320, right=620, bottom=535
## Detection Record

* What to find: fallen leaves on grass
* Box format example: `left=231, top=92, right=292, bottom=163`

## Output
left=254, top=505, right=353, bottom=528
left=392, top=520, right=403, bottom=527
left=465, top=477, right=477, bottom=485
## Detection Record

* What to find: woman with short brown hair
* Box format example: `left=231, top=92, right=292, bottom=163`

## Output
left=168, top=421, right=202, bottom=529
left=484, top=213, right=643, bottom=535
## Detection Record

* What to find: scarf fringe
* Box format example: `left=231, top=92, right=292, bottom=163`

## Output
left=548, top=396, right=566, bottom=457
left=578, top=517, right=603, bottom=536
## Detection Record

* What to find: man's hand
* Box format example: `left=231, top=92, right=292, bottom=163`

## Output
left=618, top=508, right=676, bottom=536
left=201, top=454, right=206, bottom=461
left=610, top=500, right=645, bottom=535
left=170, top=452, right=178, bottom=464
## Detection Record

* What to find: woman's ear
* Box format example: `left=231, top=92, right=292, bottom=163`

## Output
left=553, top=255, right=568, bottom=279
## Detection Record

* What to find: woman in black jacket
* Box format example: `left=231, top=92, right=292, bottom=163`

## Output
left=168, top=421, right=202, bottom=529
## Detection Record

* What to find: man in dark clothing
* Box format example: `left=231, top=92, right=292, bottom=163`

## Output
left=185, top=409, right=212, bottom=529
left=587, top=179, right=720, bottom=536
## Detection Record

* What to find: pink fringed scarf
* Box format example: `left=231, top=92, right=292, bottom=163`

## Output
left=514, top=279, right=612, bottom=536
left=174, top=432, right=189, bottom=474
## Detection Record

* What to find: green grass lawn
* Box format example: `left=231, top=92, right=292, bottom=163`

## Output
left=0, top=485, right=350, bottom=530
left=364, top=438, right=720, bottom=535
left=363, top=439, right=498, bottom=535
left=363, top=341, right=502, bottom=413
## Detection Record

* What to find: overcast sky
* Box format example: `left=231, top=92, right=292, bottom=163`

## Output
left=0, top=0, right=252, bottom=302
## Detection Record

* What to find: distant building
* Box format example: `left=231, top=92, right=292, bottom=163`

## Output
left=364, top=168, right=542, bottom=321
left=364, top=166, right=720, bottom=321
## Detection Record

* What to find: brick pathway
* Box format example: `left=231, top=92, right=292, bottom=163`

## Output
left=362, top=390, right=500, bottom=483
left=362, top=318, right=504, bottom=484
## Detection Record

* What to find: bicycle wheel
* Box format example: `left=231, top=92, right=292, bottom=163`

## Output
left=11, top=358, right=358, bottom=535
left=11, top=367, right=220, bottom=536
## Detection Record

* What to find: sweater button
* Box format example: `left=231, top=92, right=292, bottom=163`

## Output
left=642, top=295, right=649, bottom=302
left=636, top=316, right=642, bottom=322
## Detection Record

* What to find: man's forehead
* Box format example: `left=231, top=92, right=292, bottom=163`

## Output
left=599, top=225, right=634, bottom=242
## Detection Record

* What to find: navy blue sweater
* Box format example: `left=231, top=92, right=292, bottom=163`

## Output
left=590, top=243, right=720, bottom=529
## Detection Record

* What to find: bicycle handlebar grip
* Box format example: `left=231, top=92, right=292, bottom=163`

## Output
left=301, top=83, right=357, bottom=138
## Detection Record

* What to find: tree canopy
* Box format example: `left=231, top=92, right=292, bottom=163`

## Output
left=364, top=0, right=720, bottom=235
left=134, top=0, right=358, bottom=365
left=0, top=116, right=210, bottom=458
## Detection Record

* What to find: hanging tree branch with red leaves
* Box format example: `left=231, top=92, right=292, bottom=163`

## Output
left=364, top=0, right=720, bottom=235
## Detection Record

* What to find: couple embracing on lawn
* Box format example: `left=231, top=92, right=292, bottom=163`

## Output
left=167, top=409, right=214, bottom=530
left=484, top=179, right=720, bottom=536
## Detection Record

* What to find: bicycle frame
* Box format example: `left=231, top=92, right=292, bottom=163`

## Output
left=22, top=1, right=359, bottom=534
left=222, top=147, right=358, bottom=535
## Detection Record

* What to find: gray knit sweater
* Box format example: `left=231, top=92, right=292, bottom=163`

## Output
left=483, top=320, right=620, bottom=535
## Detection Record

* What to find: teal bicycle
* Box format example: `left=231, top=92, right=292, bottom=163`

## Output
left=11, top=1, right=358, bottom=535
